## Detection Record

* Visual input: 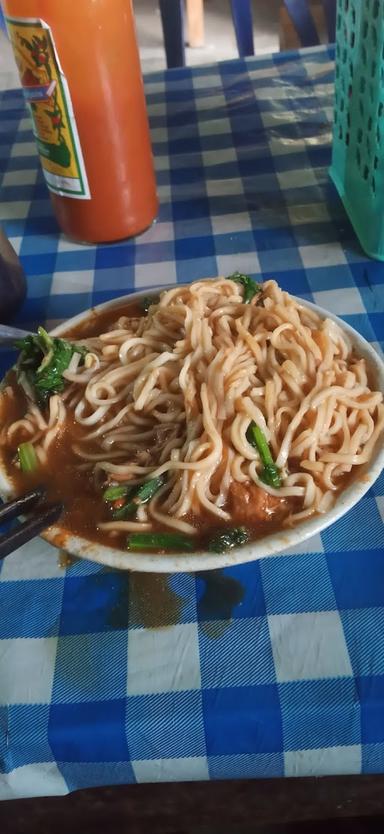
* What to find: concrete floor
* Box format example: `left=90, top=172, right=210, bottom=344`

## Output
left=0, top=1, right=280, bottom=89
left=134, top=0, right=280, bottom=72
left=0, top=30, right=18, bottom=90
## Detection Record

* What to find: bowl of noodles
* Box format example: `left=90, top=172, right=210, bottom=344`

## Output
left=0, top=275, right=384, bottom=572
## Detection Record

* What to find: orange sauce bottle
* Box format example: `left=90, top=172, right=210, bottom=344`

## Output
left=2, top=0, right=158, bottom=243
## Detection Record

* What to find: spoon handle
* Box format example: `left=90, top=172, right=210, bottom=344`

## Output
left=0, top=324, right=33, bottom=345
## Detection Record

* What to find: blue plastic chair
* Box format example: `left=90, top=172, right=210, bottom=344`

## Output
left=0, top=5, right=7, bottom=33
left=158, top=0, right=254, bottom=69
left=159, top=0, right=185, bottom=69
left=283, top=0, right=336, bottom=47
left=230, top=0, right=254, bottom=58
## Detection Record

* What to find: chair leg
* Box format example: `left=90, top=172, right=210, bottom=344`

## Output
left=230, top=0, right=254, bottom=58
left=322, top=0, right=336, bottom=42
left=0, top=5, right=7, bottom=33
left=159, top=0, right=185, bottom=68
left=283, top=0, right=319, bottom=48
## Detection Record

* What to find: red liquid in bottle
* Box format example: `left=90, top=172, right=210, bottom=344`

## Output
left=3, top=0, right=158, bottom=243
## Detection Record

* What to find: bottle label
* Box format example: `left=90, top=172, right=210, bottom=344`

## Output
left=5, top=16, right=90, bottom=199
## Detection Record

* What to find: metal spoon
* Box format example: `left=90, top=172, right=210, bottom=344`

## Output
left=0, top=324, right=33, bottom=346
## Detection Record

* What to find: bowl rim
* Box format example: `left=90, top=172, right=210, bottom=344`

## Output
left=1, top=282, right=384, bottom=573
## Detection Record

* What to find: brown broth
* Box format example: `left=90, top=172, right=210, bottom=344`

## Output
left=64, top=300, right=145, bottom=339
left=1, top=416, right=295, bottom=551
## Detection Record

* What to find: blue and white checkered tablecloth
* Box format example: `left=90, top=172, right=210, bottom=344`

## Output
left=1, top=45, right=384, bottom=800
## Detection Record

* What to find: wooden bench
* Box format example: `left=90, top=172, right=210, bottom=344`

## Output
left=1, top=775, right=384, bottom=833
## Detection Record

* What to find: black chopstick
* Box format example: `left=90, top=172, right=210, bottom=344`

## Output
left=0, top=491, right=63, bottom=560
left=0, top=487, right=46, bottom=524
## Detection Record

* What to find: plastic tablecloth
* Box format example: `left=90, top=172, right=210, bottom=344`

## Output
left=1, top=45, right=384, bottom=800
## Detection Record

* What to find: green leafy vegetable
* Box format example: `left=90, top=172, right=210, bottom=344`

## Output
left=15, top=327, right=86, bottom=407
left=140, top=295, right=160, bottom=313
left=127, top=532, right=194, bottom=551
left=208, top=527, right=249, bottom=553
left=227, top=271, right=262, bottom=303
left=18, top=441, right=38, bottom=473
left=247, top=422, right=281, bottom=488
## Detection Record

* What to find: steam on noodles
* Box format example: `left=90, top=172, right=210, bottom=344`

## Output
left=1, top=277, right=383, bottom=552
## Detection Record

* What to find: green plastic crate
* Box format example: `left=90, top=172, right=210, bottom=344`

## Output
left=330, top=0, right=384, bottom=260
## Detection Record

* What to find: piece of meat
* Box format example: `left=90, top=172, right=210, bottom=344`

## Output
left=229, top=481, right=286, bottom=524
left=134, top=449, right=152, bottom=465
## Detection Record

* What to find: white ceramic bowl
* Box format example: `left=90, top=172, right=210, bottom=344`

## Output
left=1, top=285, right=384, bottom=572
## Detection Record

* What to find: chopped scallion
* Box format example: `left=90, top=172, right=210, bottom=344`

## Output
left=133, top=476, right=164, bottom=504
left=103, top=484, right=130, bottom=502
left=112, top=501, right=136, bottom=520
left=18, top=441, right=38, bottom=473
left=127, top=532, right=194, bottom=551
left=110, top=476, right=165, bottom=519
